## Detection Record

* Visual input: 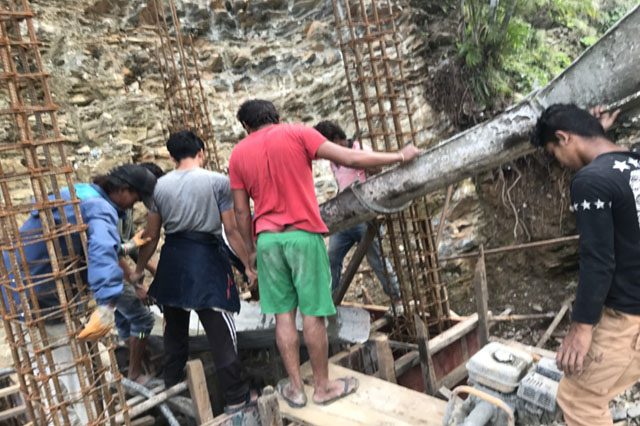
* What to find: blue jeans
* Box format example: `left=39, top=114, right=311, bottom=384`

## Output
left=328, top=223, right=400, bottom=300
left=114, top=284, right=155, bottom=340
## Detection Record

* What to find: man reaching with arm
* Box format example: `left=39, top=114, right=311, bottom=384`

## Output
left=132, top=131, right=257, bottom=413
left=229, top=99, right=421, bottom=408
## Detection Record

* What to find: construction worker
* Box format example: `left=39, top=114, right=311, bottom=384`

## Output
left=314, top=120, right=402, bottom=306
left=131, top=130, right=257, bottom=412
left=114, top=162, right=165, bottom=385
left=530, top=104, right=640, bottom=426
left=229, top=99, right=421, bottom=408
left=2, top=164, right=157, bottom=424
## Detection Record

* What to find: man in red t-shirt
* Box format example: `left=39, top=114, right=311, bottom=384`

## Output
left=229, top=99, right=421, bottom=408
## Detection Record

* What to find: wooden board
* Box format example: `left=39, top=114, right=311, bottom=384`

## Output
left=278, top=364, right=446, bottom=425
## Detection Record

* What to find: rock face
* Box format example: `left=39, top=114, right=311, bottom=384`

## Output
left=23, top=0, right=438, bottom=208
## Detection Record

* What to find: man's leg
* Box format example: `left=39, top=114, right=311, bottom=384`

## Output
left=275, top=309, right=306, bottom=405
left=328, top=228, right=358, bottom=294
left=557, top=309, right=640, bottom=426
left=114, top=285, right=155, bottom=383
left=162, top=306, right=190, bottom=387
left=291, top=231, right=358, bottom=404
left=256, top=232, right=305, bottom=405
left=365, top=236, right=401, bottom=301
left=196, top=309, right=250, bottom=406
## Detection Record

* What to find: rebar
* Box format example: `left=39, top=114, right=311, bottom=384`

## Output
left=332, top=0, right=449, bottom=336
left=150, top=0, right=221, bottom=171
left=0, top=1, right=128, bottom=424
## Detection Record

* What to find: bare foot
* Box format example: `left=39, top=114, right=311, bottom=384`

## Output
left=313, top=377, right=358, bottom=405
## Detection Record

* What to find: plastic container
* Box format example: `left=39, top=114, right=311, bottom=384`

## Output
left=517, top=371, right=559, bottom=412
left=535, top=357, right=564, bottom=382
left=466, top=342, right=533, bottom=393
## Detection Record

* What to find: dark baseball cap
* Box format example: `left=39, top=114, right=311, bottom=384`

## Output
left=110, top=164, right=157, bottom=209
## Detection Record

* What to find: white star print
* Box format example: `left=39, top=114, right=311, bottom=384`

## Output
left=613, top=160, right=630, bottom=172
left=582, top=200, right=591, bottom=210
left=573, top=202, right=579, bottom=211
left=629, top=158, right=640, bottom=168
left=609, top=201, right=612, bottom=207
left=595, top=199, right=605, bottom=209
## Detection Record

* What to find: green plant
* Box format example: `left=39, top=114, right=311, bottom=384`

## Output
left=457, top=0, right=529, bottom=106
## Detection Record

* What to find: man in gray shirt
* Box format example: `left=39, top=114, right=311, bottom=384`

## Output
left=133, top=131, right=257, bottom=411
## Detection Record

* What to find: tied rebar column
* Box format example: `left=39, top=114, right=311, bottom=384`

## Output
left=0, top=1, right=129, bottom=424
left=332, top=0, right=449, bottom=336
left=151, top=0, right=221, bottom=171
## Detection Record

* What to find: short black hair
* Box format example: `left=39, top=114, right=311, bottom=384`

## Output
left=530, top=104, right=606, bottom=148
left=139, top=162, right=165, bottom=179
left=237, top=99, right=280, bottom=130
left=314, top=121, right=347, bottom=142
left=166, top=130, right=205, bottom=161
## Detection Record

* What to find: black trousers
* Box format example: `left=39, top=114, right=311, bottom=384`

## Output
left=163, top=306, right=249, bottom=405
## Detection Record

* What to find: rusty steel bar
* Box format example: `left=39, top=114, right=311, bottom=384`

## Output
left=0, top=1, right=129, bottom=424
left=440, top=235, right=580, bottom=262
left=150, top=0, right=221, bottom=171
left=332, top=0, right=449, bottom=335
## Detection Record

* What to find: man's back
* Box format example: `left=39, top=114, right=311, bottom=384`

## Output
left=229, top=123, right=328, bottom=235
left=571, top=151, right=640, bottom=323
left=153, top=168, right=231, bottom=235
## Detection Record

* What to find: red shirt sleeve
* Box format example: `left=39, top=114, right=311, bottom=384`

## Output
left=228, top=150, right=245, bottom=190
left=296, top=125, right=327, bottom=159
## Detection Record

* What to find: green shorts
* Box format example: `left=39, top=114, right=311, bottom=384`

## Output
left=256, top=230, right=336, bottom=317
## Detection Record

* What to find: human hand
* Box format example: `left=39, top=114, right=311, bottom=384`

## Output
left=399, top=144, right=422, bottom=163
left=134, top=282, right=148, bottom=302
left=77, top=305, right=115, bottom=340
left=556, top=321, right=593, bottom=376
left=132, top=230, right=152, bottom=248
left=129, top=270, right=145, bottom=285
left=590, top=105, right=621, bottom=132
left=245, top=267, right=258, bottom=290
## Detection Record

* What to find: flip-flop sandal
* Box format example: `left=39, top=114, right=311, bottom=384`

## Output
left=314, top=377, right=359, bottom=406
left=277, top=378, right=308, bottom=408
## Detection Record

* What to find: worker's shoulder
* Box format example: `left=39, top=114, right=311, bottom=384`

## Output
left=79, top=195, right=118, bottom=223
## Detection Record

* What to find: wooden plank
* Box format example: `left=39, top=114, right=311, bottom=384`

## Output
left=373, top=335, right=396, bottom=384
left=257, top=385, right=283, bottom=426
left=187, top=359, right=214, bottom=425
left=0, top=405, right=26, bottom=422
left=278, top=363, right=446, bottom=425
left=414, top=315, right=437, bottom=395
left=333, top=222, right=379, bottom=305
left=473, top=245, right=489, bottom=347
left=536, top=296, right=574, bottom=348
left=429, top=313, right=478, bottom=354
left=0, top=384, right=19, bottom=399
left=438, top=363, right=467, bottom=390
left=394, top=351, right=419, bottom=378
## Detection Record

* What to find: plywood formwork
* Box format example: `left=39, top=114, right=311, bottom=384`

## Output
left=0, top=1, right=128, bottom=424
left=332, top=0, right=449, bottom=335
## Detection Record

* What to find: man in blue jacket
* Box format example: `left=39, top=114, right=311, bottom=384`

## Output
left=3, top=164, right=157, bottom=425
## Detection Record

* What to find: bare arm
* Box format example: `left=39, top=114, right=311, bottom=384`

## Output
left=134, top=212, right=162, bottom=276
left=316, top=141, right=421, bottom=169
left=232, top=189, right=255, bottom=260
left=221, top=209, right=257, bottom=286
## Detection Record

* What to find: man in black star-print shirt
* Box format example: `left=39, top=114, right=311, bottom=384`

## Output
left=531, top=104, right=640, bottom=426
